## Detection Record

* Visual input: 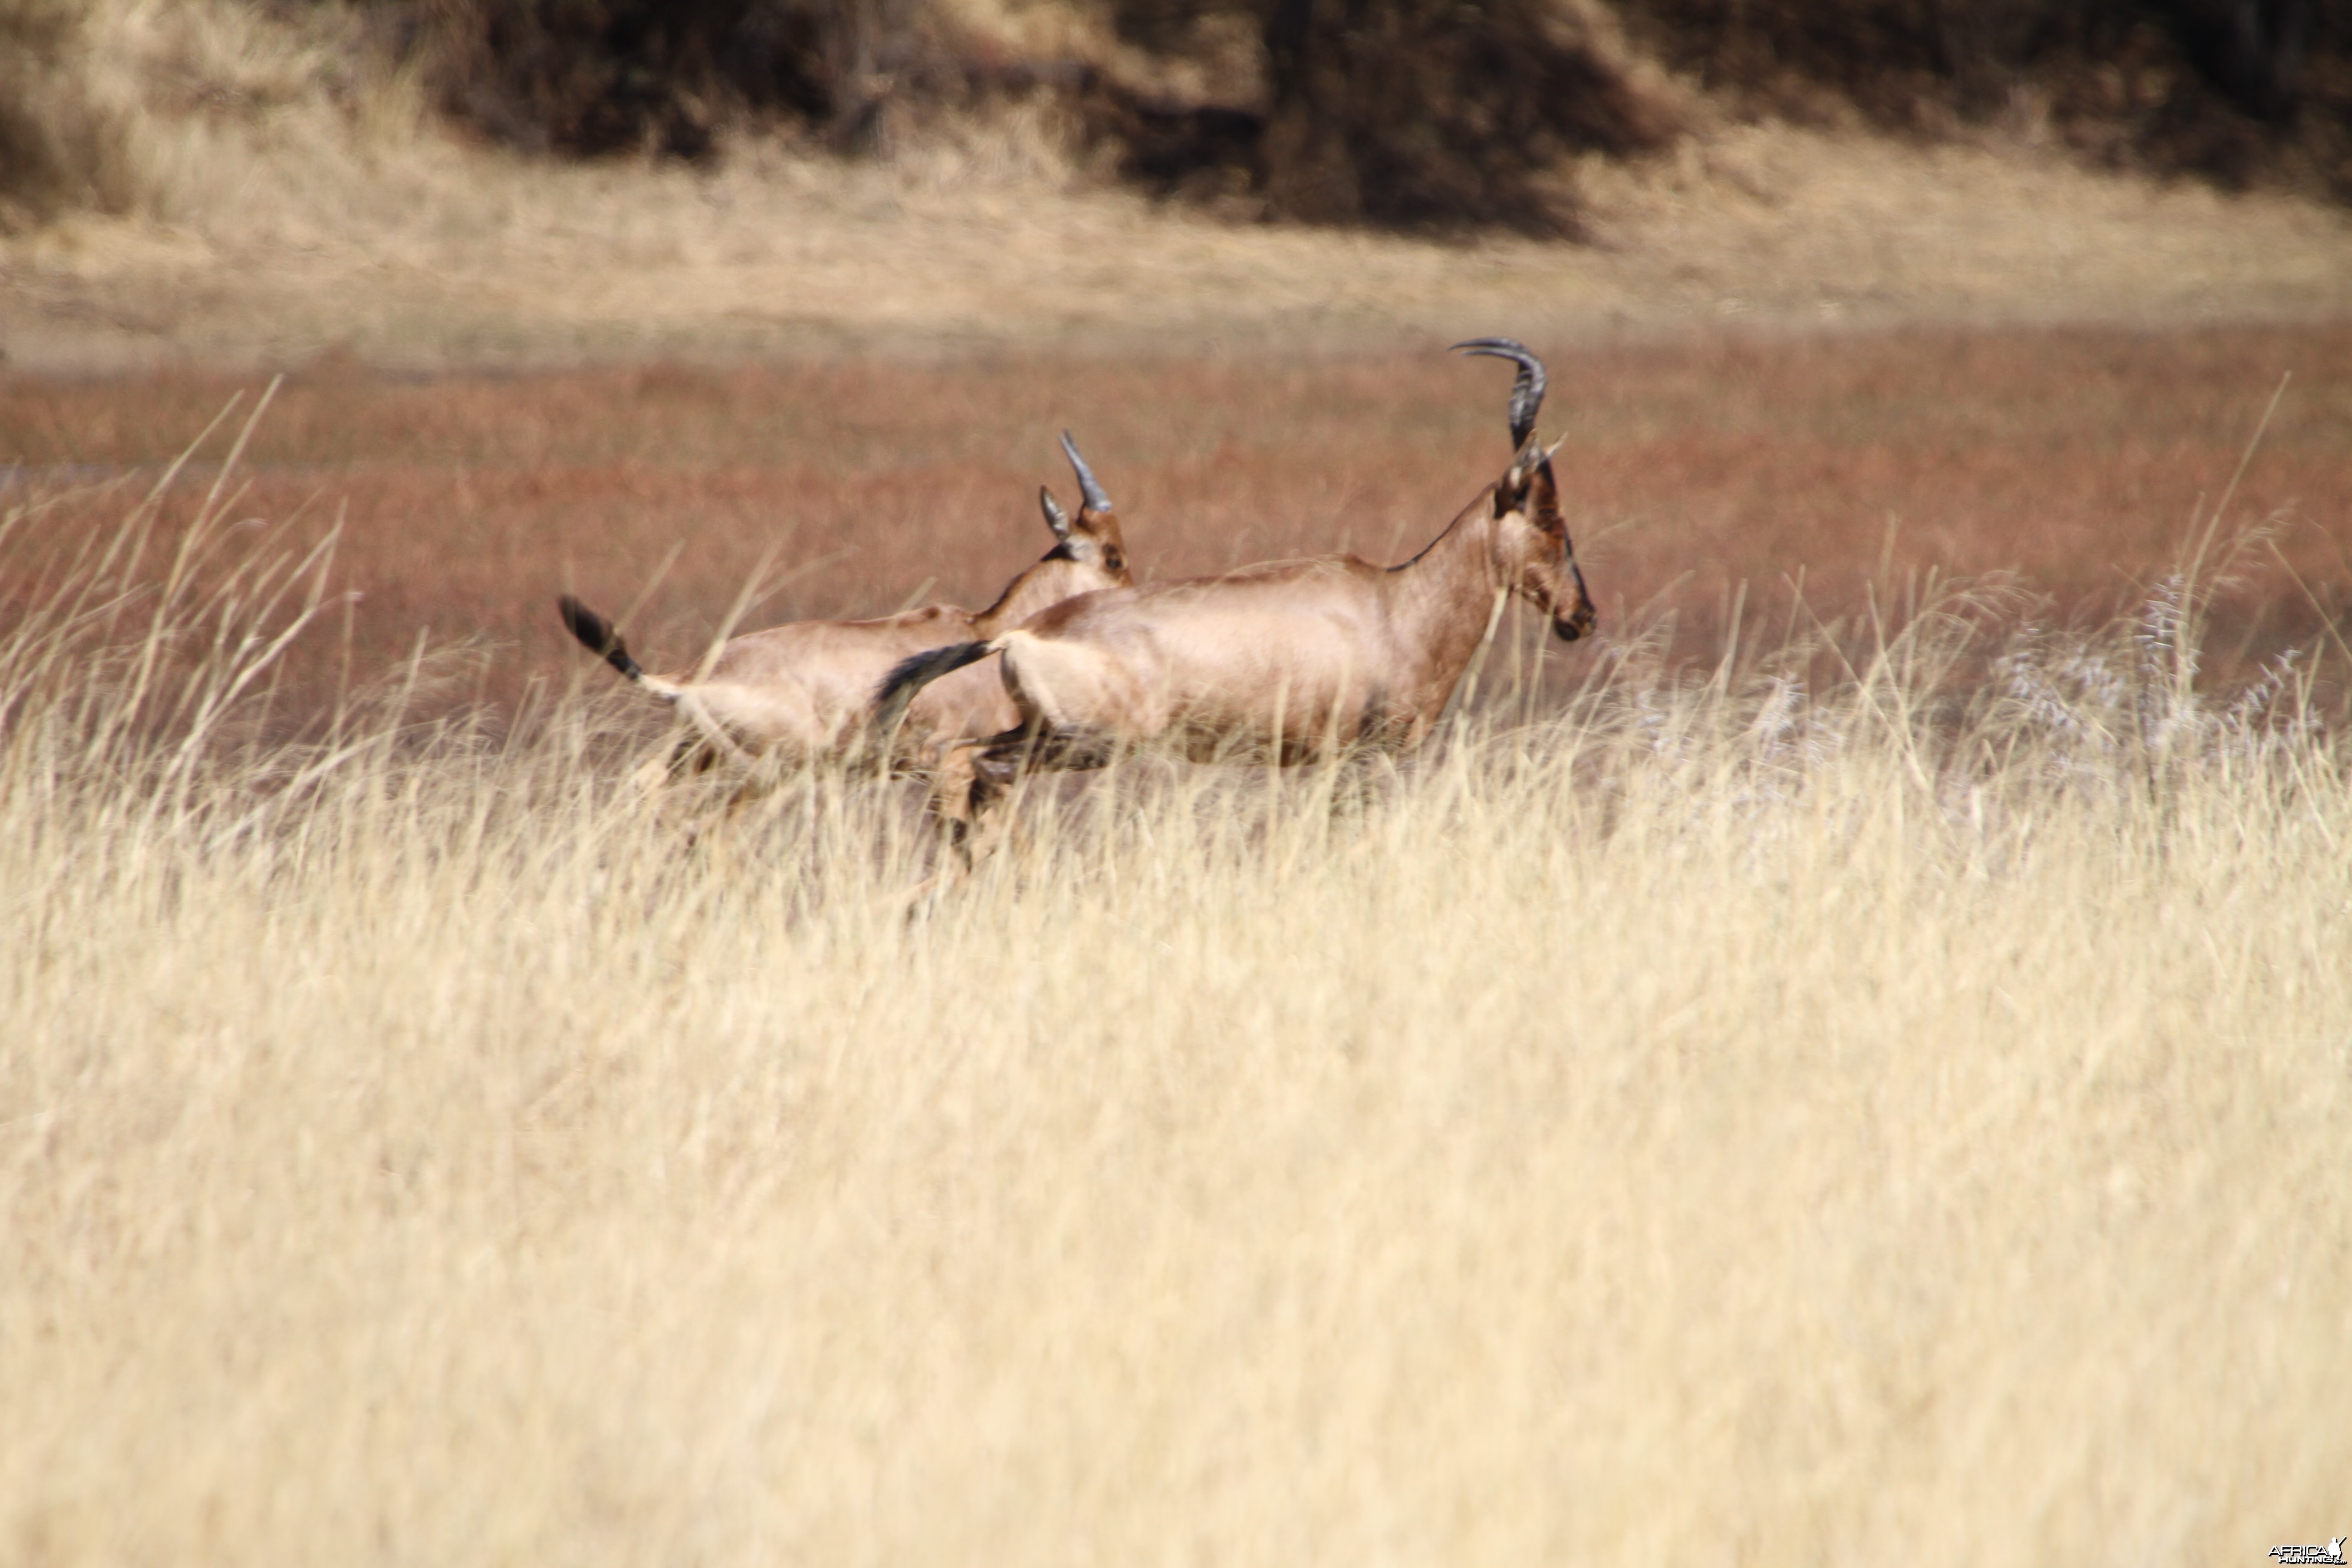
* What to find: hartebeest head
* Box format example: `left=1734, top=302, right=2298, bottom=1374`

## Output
left=1454, top=338, right=1596, bottom=643
left=973, top=431, right=1132, bottom=636
left=1038, top=430, right=1127, bottom=579
left=559, top=427, right=1137, bottom=798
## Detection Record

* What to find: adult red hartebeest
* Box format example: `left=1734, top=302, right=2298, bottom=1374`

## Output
left=875, top=340, right=1593, bottom=851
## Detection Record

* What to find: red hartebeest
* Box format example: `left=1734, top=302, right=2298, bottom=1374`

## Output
left=560, top=432, right=1131, bottom=787
left=874, top=341, right=1593, bottom=850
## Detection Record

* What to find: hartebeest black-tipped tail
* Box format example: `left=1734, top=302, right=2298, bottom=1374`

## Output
left=873, top=640, right=996, bottom=736
left=558, top=595, right=645, bottom=683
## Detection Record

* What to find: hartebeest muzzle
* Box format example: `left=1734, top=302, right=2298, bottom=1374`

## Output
left=1554, top=553, right=1597, bottom=642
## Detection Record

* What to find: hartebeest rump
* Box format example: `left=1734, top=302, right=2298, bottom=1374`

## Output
left=559, top=432, right=1131, bottom=780
left=876, top=339, right=1594, bottom=845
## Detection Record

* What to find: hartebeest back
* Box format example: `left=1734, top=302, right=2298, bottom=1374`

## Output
left=874, top=340, right=1593, bottom=844
left=560, top=432, right=1132, bottom=782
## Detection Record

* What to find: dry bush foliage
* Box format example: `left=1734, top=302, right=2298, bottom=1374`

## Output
left=4, top=0, right=2347, bottom=231
left=409, top=0, right=958, bottom=158
left=399, top=0, right=1677, bottom=228
left=0, top=0, right=138, bottom=222
left=340, top=0, right=2352, bottom=217
left=1622, top=0, right=2352, bottom=197
left=1250, top=0, right=1674, bottom=230
left=1093, top=0, right=1676, bottom=230
left=0, top=0, right=418, bottom=229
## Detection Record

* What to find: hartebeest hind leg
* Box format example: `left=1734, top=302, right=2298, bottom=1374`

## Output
left=921, top=731, right=1028, bottom=872
left=921, top=723, right=1122, bottom=871
left=627, top=728, right=796, bottom=850
left=1318, top=748, right=1393, bottom=822
left=920, top=740, right=985, bottom=867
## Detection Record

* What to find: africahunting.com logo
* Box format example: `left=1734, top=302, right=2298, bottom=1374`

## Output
left=2269, top=1539, right=2346, bottom=1565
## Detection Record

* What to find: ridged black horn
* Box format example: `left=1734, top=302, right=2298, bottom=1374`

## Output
left=1452, top=338, right=1548, bottom=451
left=1060, top=430, right=1112, bottom=514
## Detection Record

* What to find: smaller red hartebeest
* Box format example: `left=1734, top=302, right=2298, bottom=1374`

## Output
left=559, top=432, right=1131, bottom=786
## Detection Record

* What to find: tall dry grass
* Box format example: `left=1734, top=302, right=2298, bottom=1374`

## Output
left=3, top=403, right=2349, bottom=1566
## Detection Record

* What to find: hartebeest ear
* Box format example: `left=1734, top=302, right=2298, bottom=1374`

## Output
left=1040, top=486, right=1073, bottom=543
left=1493, top=433, right=1544, bottom=517
left=1491, top=436, right=1568, bottom=533
left=1527, top=440, right=1567, bottom=533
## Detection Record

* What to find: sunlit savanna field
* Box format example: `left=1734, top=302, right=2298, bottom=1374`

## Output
left=4, top=333, right=2351, bottom=1565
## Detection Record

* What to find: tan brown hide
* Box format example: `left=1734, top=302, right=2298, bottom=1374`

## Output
left=560, top=433, right=1131, bottom=782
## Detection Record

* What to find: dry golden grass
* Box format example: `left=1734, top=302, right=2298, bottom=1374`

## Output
left=0, top=0, right=419, bottom=225
left=4, top=400, right=2349, bottom=1566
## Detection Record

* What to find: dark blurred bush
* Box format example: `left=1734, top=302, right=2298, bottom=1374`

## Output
left=1618, top=0, right=2349, bottom=196
left=1252, top=0, right=1674, bottom=230
left=315, top=0, right=2352, bottom=215
left=1096, top=0, right=1676, bottom=231
left=409, top=0, right=935, bottom=158
left=401, top=0, right=1676, bottom=229
left=0, top=1, right=139, bottom=221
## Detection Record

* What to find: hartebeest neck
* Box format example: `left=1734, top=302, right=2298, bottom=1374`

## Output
left=973, top=555, right=1098, bottom=639
left=1383, top=495, right=1511, bottom=708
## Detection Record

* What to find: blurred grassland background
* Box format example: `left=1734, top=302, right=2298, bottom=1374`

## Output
left=5, top=325, right=2350, bottom=725
left=4, top=3, right=2352, bottom=1566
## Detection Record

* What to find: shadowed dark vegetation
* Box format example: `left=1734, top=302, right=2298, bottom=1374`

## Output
left=408, top=0, right=956, bottom=158
left=369, top=0, right=1675, bottom=228
left=1625, top=0, right=2352, bottom=196
left=3, top=325, right=2347, bottom=743
left=1111, top=0, right=1676, bottom=231
left=431, top=0, right=2347, bottom=213
left=1, top=0, right=2344, bottom=230
left=0, top=0, right=136, bottom=220
left=276, top=0, right=2352, bottom=226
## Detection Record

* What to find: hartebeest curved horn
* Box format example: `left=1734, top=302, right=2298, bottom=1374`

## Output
left=1039, top=486, right=1072, bottom=542
left=1060, top=430, right=1113, bottom=514
left=1451, top=338, right=1547, bottom=452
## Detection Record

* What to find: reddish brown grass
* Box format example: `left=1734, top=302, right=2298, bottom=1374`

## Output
left=5, top=324, right=2347, bottom=727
